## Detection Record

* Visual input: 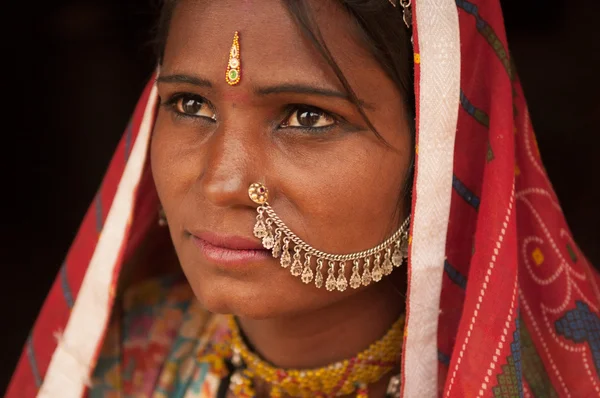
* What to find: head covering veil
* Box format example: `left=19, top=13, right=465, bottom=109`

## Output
left=8, top=0, right=599, bottom=397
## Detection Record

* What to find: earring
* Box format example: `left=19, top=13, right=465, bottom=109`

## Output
left=248, top=183, right=410, bottom=292
left=226, top=31, right=241, bottom=86
left=158, top=206, right=168, bottom=227
left=388, top=0, right=412, bottom=29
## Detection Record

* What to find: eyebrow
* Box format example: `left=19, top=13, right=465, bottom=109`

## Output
left=156, top=74, right=373, bottom=109
left=156, top=74, right=213, bottom=88
left=256, top=84, right=373, bottom=109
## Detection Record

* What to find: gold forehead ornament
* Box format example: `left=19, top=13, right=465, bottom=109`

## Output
left=248, top=183, right=410, bottom=293
left=226, top=31, right=241, bottom=86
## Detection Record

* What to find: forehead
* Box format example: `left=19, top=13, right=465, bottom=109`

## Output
left=162, top=0, right=390, bottom=94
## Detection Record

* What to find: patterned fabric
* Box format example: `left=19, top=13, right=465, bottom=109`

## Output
left=89, top=276, right=227, bottom=398
left=435, top=0, right=600, bottom=396
left=555, top=302, right=600, bottom=378
left=6, top=0, right=600, bottom=397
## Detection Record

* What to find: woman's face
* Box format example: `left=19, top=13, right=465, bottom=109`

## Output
left=152, top=0, right=412, bottom=319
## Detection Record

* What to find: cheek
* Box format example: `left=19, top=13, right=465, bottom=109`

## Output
left=273, top=137, right=410, bottom=252
left=327, top=149, right=405, bottom=220
left=150, top=113, right=202, bottom=214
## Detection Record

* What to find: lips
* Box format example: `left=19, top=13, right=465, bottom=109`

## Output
left=190, top=231, right=271, bottom=265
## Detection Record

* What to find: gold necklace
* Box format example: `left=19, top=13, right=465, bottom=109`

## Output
left=224, top=315, right=405, bottom=398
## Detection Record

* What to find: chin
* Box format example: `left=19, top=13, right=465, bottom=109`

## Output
left=178, top=253, right=346, bottom=320
left=186, top=274, right=296, bottom=320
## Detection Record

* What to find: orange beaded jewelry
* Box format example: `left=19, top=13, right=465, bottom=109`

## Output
left=224, top=315, right=405, bottom=398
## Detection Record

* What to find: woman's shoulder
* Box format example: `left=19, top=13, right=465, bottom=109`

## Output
left=91, top=275, right=229, bottom=397
left=121, top=273, right=224, bottom=350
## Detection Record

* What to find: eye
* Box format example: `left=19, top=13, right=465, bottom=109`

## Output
left=280, top=105, right=336, bottom=130
left=168, top=94, right=216, bottom=120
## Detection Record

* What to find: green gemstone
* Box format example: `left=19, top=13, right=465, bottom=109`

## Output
left=228, top=69, right=239, bottom=81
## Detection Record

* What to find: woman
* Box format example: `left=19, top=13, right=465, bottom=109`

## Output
left=7, top=0, right=599, bottom=397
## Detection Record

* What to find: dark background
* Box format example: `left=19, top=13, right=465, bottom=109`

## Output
left=1, top=0, right=599, bottom=393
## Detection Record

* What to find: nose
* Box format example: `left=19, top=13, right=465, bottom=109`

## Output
left=199, top=127, right=260, bottom=208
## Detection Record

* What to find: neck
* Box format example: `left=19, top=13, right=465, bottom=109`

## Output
left=237, top=275, right=405, bottom=370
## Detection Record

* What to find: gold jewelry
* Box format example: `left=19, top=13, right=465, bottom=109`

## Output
left=227, top=314, right=405, bottom=398
left=158, top=206, right=167, bottom=227
left=248, top=183, right=410, bottom=292
left=388, top=0, right=412, bottom=29
left=226, top=31, right=242, bottom=86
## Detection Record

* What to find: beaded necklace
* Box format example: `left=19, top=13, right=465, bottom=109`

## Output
left=199, top=315, right=404, bottom=398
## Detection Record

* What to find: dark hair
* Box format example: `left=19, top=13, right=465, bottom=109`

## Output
left=155, top=0, right=415, bottom=215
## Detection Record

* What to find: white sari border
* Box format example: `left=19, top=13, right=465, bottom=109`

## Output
left=38, top=85, right=158, bottom=398
left=401, top=0, right=461, bottom=397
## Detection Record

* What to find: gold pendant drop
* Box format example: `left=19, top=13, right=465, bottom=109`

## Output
left=280, top=238, right=291, bottom=268
left=350, top=259, right=362, bottom=289
left=400, top=231, right=410, bottom=258
left=272, top=229, right=282, bottom=258
left=226, top=31, right=241, bottom=86
left=315, top=258, right=324, bottom=288
left=326, top=261, right=337, bottom=291
left=362, top=257, right=372, bottom=286
left=336, top=261, right=348, bottom=292
left=301, top=253, right=314, bottom=284
left=382, top=249, right=393, bottom=276
left=372, top=254, right=383, bottom=282
left=392, top=241, right=403, bottom=267
left=253, top=207, right=267, bottom=239
left=291, top=246, right=303, bottom=276
left=262, top=219, right=275, bottom=249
